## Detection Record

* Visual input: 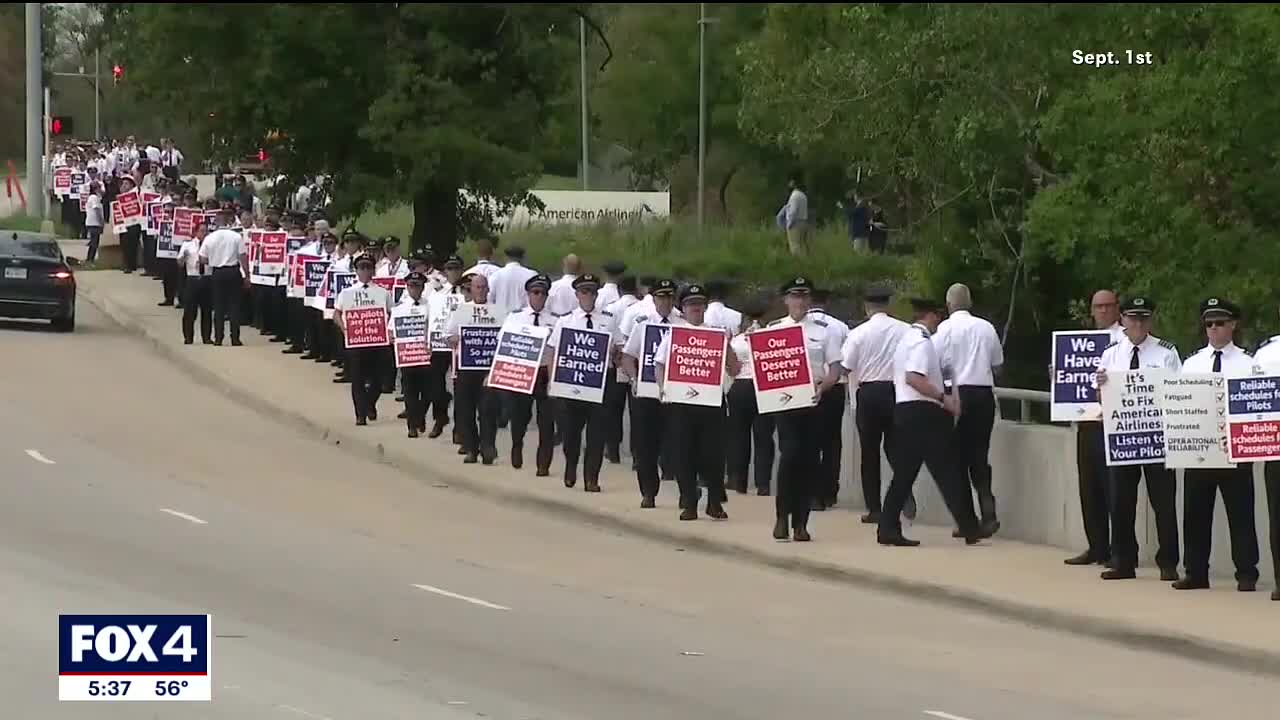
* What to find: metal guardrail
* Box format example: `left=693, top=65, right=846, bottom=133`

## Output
left=994, top=386, right=1052, bottom=424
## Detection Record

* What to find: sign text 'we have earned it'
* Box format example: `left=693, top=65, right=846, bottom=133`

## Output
left=548, top=326, right=610, bottom=403
left=662, top=326, right=727, bottom=407
left=1102, top=369, right=1168, bottom=466
left=748, top=324, right=815, bottom=413
left=1050, top=330, right=1112, bottom=421
left=488, top=324, right=551, bottom=395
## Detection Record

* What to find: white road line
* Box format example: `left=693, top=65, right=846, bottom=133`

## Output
left=24, top=449, right=55, bottom=465
left=278, top=704, right=335, bottom=720
left=411, top=583, right=511, bottom=611
left=925, top=711, right=977, bottom=720
left=159, top=508, right=209, bottom=525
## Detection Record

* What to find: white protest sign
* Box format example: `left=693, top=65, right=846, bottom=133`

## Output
left=1157, top=373, right=1231, bottom=468
left=1102, top=369, right=1169, bottom=466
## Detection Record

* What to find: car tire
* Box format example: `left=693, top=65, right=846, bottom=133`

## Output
left=51, top=307, right=75, bottom=333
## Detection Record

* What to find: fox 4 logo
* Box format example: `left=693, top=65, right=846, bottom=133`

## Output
left=59, top=615, right=210, bottom=674
left=71, top=624, right=198, bottom=663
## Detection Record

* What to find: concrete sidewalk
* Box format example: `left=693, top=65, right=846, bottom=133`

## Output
left=75, top=267, right=1280, bottom=676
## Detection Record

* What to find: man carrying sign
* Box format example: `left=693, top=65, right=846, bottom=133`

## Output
left=621, top=279, right=685, bottom=508
left=654, top=284, right=738, bottom=521
left=334, top=254, right=394, bottom=426
left=1172, top=298, right=1259, bottom=592
left=396, top=272, right=433, bottom=437
left=1095, top=296, right=1182, bottom=581
left=1250, top=319, right=1280, bottom=601
left=447, top=273, right=508, bottom=464
left=549, top=274, right=613, bottom=492
left=424, top=254, right=466, bottom=439
left=501, top=273, right=556, bottom=474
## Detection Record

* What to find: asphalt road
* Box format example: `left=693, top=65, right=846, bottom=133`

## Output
left=0, top=301, right=1276, bottom=719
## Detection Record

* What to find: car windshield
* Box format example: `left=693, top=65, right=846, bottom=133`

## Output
left=0, top=233, right=60, bottom=260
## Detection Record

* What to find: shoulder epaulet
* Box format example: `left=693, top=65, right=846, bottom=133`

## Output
left=601, top=311, right=613, bottom=317
left=812, top=319, right=828, bottom=328
left=1159, top=339, right=1176, bottom=350
left=1105, top=340, right=1119, bottom=350
left=1257, top=337, right=1275, bottom=352
left=767, top=319, right=784, bottom=327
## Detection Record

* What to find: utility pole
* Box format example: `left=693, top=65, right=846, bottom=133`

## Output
left=95, top=47, right=101, bottom=139
left=25, top=2, right=45, bottom=220
left=579, top=16, right=589, bottom=191
left=696, top=5, right=719, bottom=238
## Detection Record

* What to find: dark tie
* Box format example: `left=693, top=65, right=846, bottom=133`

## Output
left=661, top=316, right=669, bottom=325
left=1130, top=347, right=1140, bottom=370
left=586, top=314, right=594, bottom=329
left=533, top=311, right=540, bottom=326
left=1212, top=350, right=1222, bottom=373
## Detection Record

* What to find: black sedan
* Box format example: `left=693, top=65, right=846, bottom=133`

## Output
left=0, top=231, right=76, bottom=332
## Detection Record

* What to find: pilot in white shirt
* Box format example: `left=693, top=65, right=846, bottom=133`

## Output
left=375, top=236, right=411, bottom=280
left=549, top=274, right=615, bottom=492
left=489, top=246, right=538, bottom=313
left=500, top=273, right=557, bottom=473
left=805, top=289, right=851, bottom=510
left=620, top=279, right=684, bottom=507
left=594, top=260, right=626, bottom=312
left=446, top=272, right=508, bottom=464
left=1094, top=295, right=1181, bottom=582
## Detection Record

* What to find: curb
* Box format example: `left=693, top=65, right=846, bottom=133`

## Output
left=80, top=281, right=1280, bottom=678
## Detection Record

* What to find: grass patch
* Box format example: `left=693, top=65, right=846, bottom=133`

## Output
left=0, top=214, right=49, bottom=233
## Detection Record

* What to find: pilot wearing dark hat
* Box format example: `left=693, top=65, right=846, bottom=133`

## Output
left=763, top=276, right=843, bottom=541
left=653, top=283, right=740, bottom=520
left=376, top=236, right=409, bottom=280
left=490, top=245, right=537, bottom=313
left=549, top=274, right=612, bottom=492
left=621, top=278, right=685, bottom=507
left=838, top=284, right=913, bottom=523
left=420, top=253, right=467, bottom=439
left=398, top=271, right=433, bottom=438
left=596, top=260, right=627, bottom=312
left=445, top=268, right=508, bottom=464
left=501, top=273, right=557, bottom=474
left=334, top=253, right=394, bottom=426
left=1173, top=297, right=1259, bottom=591
left=1094, top=295, right=1182, bottom=581
left=878, top=297, right=984, bottom=547
left=1250, top=308, right=1280, bottom=601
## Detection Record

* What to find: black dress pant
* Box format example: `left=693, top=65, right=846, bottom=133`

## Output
left=180, top=275, right=212, bottom=343
left=1264, top=462, right=1280, bottom=587
left=631, top=396, right=667, bottom=499
left=855, top=382, right=896, bottom=513
left=305, top=308, right=331, bottom=360
left=210, top=267, right=243, bottom=343
left=670, top=403, right=727, bottom=510
left=1182, top=466, right=1258, bottom=583
left=1075, top=421, right=1111, bottom=560
left=726, top=379, right=775, bottom=493
left=143, top=232, right=158, bottom=274
left=160, top=259, right=180, bottom=303
left=455, top=370, right=499, bottom=456
left=561, top=396, right=608, bottom=485
left=346, top=345, right=388, bottom=421
left=776, top=404, right=821, bottom=530
left=252, top=285, right=270, bottom=331
left=424, top=351, right=454, bottom=426
left=816, top=384, right=847, bottom=504
left=603, top=370, right=628, bottom=459
left=509, top=368, right=555, bottom=472
left=401, top=366, right=431, bottom=431
left=953, top=385, right=998, bottom=522
left=285, top=298, right=307, bottom=350
left=269, top=285, right=288, bottom=339
left=1108, top=463, right=1179, bottom=573
left=120, top=226, right=141, bottom=272
left=879, top=401, right=981, bottom=538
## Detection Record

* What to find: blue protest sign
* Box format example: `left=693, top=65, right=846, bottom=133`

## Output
left=548, top=327, right=611, bottom=404
left=1050, top=330, right=1111, bottom=421
left=634, top=323, right=670, bottom=399
left=458, top=325, right=501, bottom=370
left=325, top=272, right=356, bottom=310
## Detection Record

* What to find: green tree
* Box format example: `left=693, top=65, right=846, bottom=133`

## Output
left=99, top=2, right=589, bottom=258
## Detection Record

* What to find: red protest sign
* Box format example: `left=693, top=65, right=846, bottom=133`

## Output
left=748, top=325, right=816, bottom=414
left=54, top=167, right=72, bottom=196
left=344, top=306, right=390, bottom=348
left=662, top=325, right=727, bottom=407
left=258, top=230, right=288, bottom=273
left=116, top=189, right=143, bottom=227
left=173, top=207, right=199, bottom=241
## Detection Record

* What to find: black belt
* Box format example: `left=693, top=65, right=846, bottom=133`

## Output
left=860, top=380, right=893, bottom=386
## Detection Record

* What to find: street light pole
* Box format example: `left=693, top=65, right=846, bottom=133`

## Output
left=95, top=47, right=101, bottom=139
left=25, top=2, right=45, bottom=220
left=697, top=3, right=707, bottom=236
left=579, top=16, right=589, bottom=191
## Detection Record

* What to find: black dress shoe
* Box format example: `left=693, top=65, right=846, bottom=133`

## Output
left=368, top=407, right=378, bottom=421
left=480, top=447, right=497, bottom=465
left=312, top=356, right=328, bottom=363
left=980, top=519, right=1001, bottom=537
left=860, top=512, right=881, bottom=525
left=679, top=508, right=697, bottom=521
left=355, top=417, right=367, bottom=427
left=463, top=453, right=478, bottom=464
left=1172, top=577, right=1210, bottom=590
left=706, top=503, right=728, bottom=520
left=563, top=470, right=577, bottom=489
left=158, top=300, right=173, bottom=307
left=202, top=339, right=213, bottom=345
left=952, top=528, right=964, bottom=539
left=640, top=496, right=656, bottom=509
left=231, top=339, right=244, bottom=347
left=282, top=347, right=303, bottom=354
left=810, top=498, right=827, bottom=512
left=1101, top=568, right=1136, bottom=580
left=452, top=429, right=462, bottom=445
left=395, top=395, right=405, bottom=402
left=584, top=480, right=601, bottom=493
left=299, top=353, right=317, bottom=360
left=773, top=518, right=789, bottom=540
left=1159, top=567, right=1179, bottom=582
left=1239, top=579, right=1258, bottom=592
left=397, top=410, right=408, bottom=420
left=428, top=422, right=445, bottom=439
left=333, top=376, right=350, bottom=384
left=877, top=534, right=920, bottom=547
left=536, top=467, right=551, bottom=478
left=511, top=446, right=524, bottom=470
left=792, top=528, right=812, bottom=542
left=457, top=446, right=467, bottom=455
left=1064, top=552, right=1096, bottom=566
left=212, top=339, right=223, bottom=346
left=184, top=338, right=194, bottom=345
left=757, top=488, right=771, bottom=497
left=1272, top=590, right=1280, bottom=601
left=606, top=449, right=621, bottom=464
left=407, top=428, right=419, bottom=439
left=270, top=336, right=287, bottom=343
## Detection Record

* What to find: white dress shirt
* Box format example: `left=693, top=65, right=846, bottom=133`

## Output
left=553, top=306, right=620, bottom=354
left=1181, top=343, right=1253, bottom=378
left=489, top=261, right=538, bottom=313
left=707, top=301, right=744, bottom=335
left=595, top=282, right=621, bottom=312
left=808, top=308, right=851, bottom=384
left=427, top=286, right=465, bottom=352
left=1098, top=333, right=1183, bottom=374
left=505, top=307, right=554, bottom=366
left=398, top=291, right=430, bottom=309
left=841, top=312, right=912, bottom=384
left=622, top=308, right=687, bottom=360
left=145, top=145, right=162, bottom=163
left=766, top=313, right=843, bottom=381
left=84, top=194, right=104, bottom=228
left=1254, top=336, right=1280, bottom=374
left=547, top=275, right=578, bottom=317
left=894, top=324, right=945, bottom=406
left=933, top=309, right=1004, bottom=386
left=198, top=229, right=245, bottom=268
left=729, top=332, right=755, bottom=381
left=618, top=295, right=683, bottom=345
left=177, top=240, right=207, bottom=277
left=375, top=256, right=410, bottom=280
left=160, top=147, right=183, bottom=169
left=462, top=259, right=500, bottom=279
left=335, top=280, right=393, bottom=314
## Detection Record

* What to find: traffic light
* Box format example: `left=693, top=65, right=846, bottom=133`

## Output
left=257, top=148, right=269, bottom=163
left=49, top=116, right=73, bottom=137
left=112, top=64, right=124, bottom=85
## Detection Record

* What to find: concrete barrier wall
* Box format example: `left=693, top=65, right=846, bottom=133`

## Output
left=839, top=406, right=1276, bottom=585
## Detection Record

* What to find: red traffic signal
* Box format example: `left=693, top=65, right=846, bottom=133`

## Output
left=49, top=116, right=72, bottom=136
left=112, top=64, right=124, bottom=85
left=257, top=148, right=268, bottom=163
